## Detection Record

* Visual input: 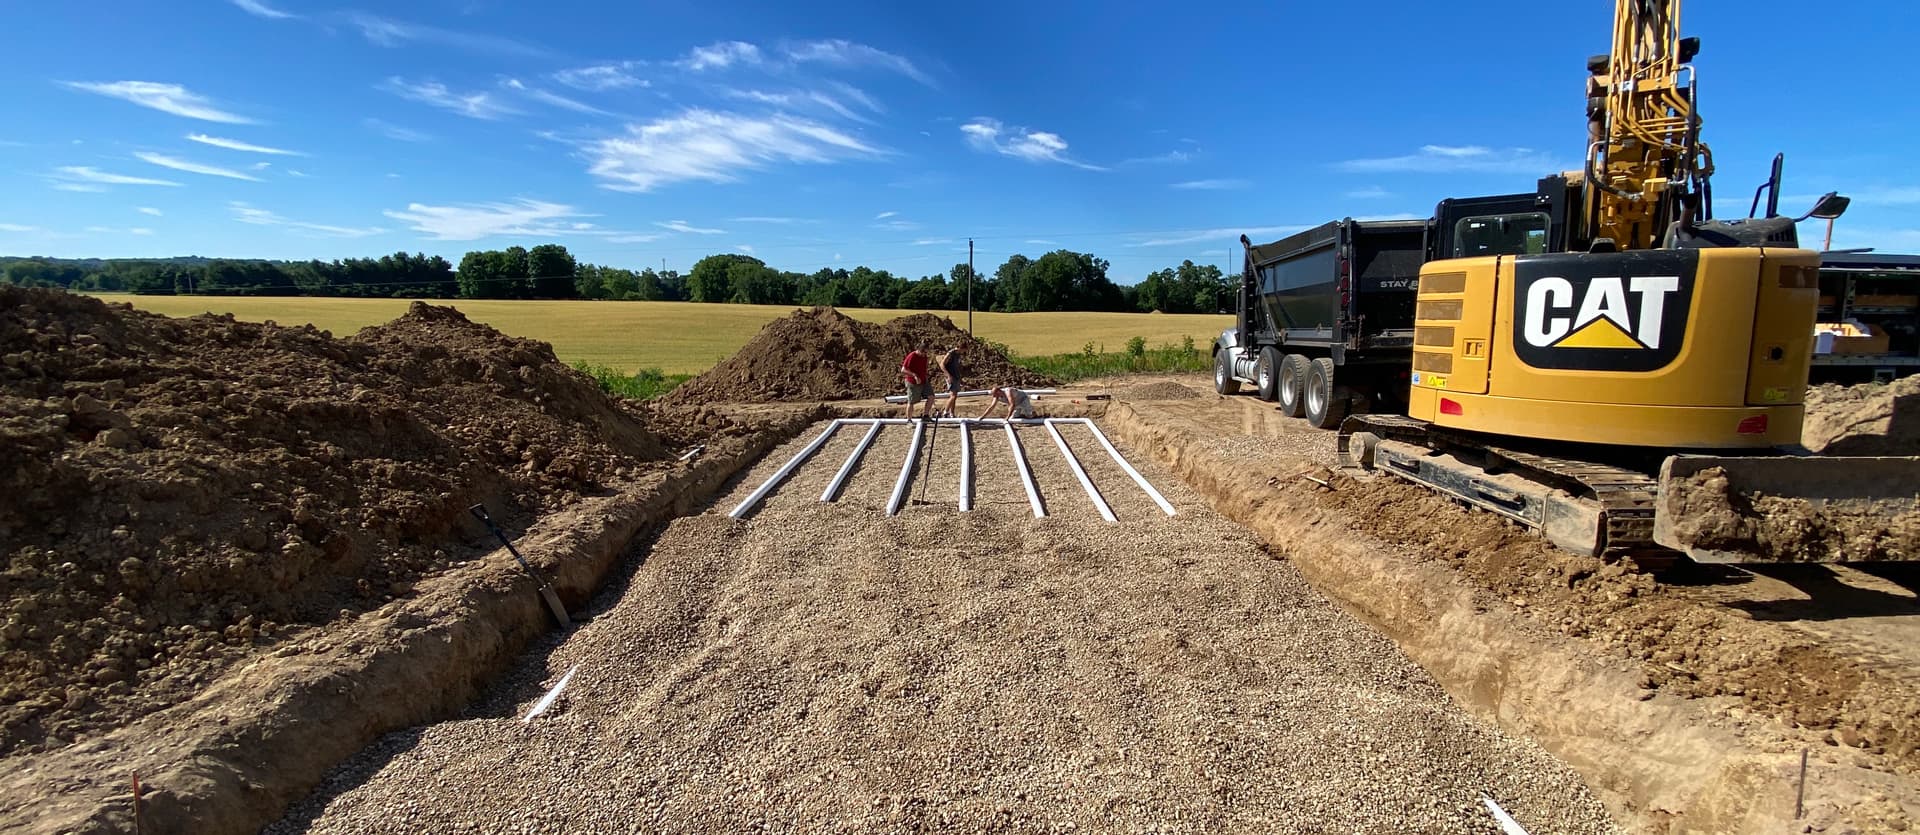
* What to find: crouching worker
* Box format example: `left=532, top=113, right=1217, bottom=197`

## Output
left=979, top=385, right=1036, bottom=420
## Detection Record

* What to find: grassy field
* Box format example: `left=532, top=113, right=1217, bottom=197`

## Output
left=98, top=295, right=1232, bottom=375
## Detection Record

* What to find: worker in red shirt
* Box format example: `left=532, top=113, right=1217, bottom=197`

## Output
left=900, top=343, right=933, bottom=420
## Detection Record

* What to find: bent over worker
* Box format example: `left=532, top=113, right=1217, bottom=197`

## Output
left=979, top=385, right=1036, bottom=420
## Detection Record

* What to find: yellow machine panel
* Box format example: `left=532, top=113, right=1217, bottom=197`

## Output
left=1408, top=248, right=1821, bottom=448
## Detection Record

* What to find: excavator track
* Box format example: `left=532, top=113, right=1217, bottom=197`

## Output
left=1338, top=414, right=1660, bottom=554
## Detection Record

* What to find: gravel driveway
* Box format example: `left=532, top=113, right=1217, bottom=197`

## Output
left=273, top=420, right=1615, bottom=834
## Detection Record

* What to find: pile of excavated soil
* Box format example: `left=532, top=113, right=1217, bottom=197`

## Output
left=1803, top=375, right=1920, bottom=454
left=0, top=288, right=672, bottom=757
left=276, top=423, right=1613, bottom=834
left=662, top=307, right=1054, bottom=405
left=1119, top=380, right=1200, bottom=400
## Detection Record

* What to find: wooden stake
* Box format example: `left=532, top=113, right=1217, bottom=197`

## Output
left=1795, top=747, right=1808, bottom=819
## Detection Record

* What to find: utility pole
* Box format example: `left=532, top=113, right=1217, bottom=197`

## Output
left=967, top=238, right=974, bottom=335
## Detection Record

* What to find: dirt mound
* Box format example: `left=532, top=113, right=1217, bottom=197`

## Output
left=1120, top=381, right=1200, bottom=400
left=0, top=288, right=671, bottom=756
left=1803, top=375, right=1920, bottom=454
left=662, top=307, right=1054, bottom=404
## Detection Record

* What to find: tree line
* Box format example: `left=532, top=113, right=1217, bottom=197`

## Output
left=0, top=246, right=1233, bottom=314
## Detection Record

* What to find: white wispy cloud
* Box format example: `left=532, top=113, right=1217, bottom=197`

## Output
left=286, top=169, right=312, bottom=178
left=553, top=62, right=647, bottom=91
left=51, top=166, right=182, bottom=187
left=229, top=0, right=295, bottom=19
left=783, top=39, right=932, bottom=86
left=383, top=199, right=627, bottom=241
left=1171, top=178, right=1249, bottom=190
left=873, top=219, right=922, bottom=232
left=911, top=238, right=952, bottom=246
left=84, top=225, right=155, bottom=236
left=347, top=13, right=548, bottom=57
left=1346, top=186, right=1392, bottom=199
left=1122, top=150, right=1192, bottom=166
left=731, top=216, right=808, bottom=224
left=656, top=220, right=725, bottom=235
left=961, top=118, right=1104, bottom=171
left=249, top=161, right=272, bottom=171
left=1335, top=145, right=1565, bottom=174
left=137, top=207, right=163, bottom=216
left=721, top=87, right=872, bottom=124
left=584, top=109, right=881, bottom=193
left=1848, top=186, right=1920, bottom=206
left=503, top=79, right=615, bottom=117
left=135, top=151, right=262, bottom=182
left=677, top=41, right=762, bottom=71
left=231, top=201, right=383, bottom=237
left=1129, top=224, right=1309, bottom=248
left=875, top=211, right=898, bottom=220
left=61, top=80, right=254, bottom=124
left=381, top=78, right=520, bottom=120
left=186, top=133, right=305, bottom=155
left=53, top=183, right=108, bottom=193
left=735, top=244, right=756, bottom=255
left=364, top=118, right=431, bottom=143
left=0, top=223, right=40, bottom=233
left=607, top=233, right=663, bottom=243
left=1026, top=239, right=1059, bottom=245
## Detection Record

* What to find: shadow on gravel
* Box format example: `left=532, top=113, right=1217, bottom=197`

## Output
left=1653, top=561, right=1755, bottom=588
left=1729, top=564, right=1920, bottom=622
left=267, top=728, right=429, bottom=834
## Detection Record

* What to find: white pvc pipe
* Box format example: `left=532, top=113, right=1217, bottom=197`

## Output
left=1074, top=419, right=1177, bottom=516
left=728, top=421, right=842, bottom=519
left=886, top=420, right=927, bottom=516
left=523, top=664, right=579, bottom=722
left=1004, top=423, right=1046, bottom=518
left=958, top=420, right=974, bottom=511
left=821, top=421, right=884, bottom=502
left=883, top=388, right=1056, bottom=404
left=1044, top=420, right=1115, bottom=522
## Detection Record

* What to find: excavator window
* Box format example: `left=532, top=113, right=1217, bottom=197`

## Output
left=1453, top=212, right=1551, bottom=257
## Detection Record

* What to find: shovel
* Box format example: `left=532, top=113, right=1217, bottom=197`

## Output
left=468, top=504, right=571, bottom=627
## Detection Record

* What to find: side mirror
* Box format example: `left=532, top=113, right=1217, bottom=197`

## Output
left=1800, top=192, right=1850, bottom=221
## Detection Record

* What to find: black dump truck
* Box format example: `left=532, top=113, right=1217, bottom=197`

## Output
left=1212, top=218, right=1427, bottom=427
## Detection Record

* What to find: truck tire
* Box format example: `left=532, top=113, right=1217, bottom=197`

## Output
left=1214, top=350, right=1241, bottom=395
left=1277, top=354, right=1309, bottom=417
left=1255, top=347, right=1280, bottom=401
left=1305, top=357, right=1350, bottom=429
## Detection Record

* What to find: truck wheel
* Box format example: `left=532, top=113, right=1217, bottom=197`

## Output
left=1276, top=354, right=1309, bottom=418
left=1255, top=347, right=1280, bottom=401
left=1214, top=350, right=1241, bottom=395
left=1305, top=357, right=1350, bottom=429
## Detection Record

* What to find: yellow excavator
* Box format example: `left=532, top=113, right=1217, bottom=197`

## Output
left=1336, top=0, right=1918, bottom=562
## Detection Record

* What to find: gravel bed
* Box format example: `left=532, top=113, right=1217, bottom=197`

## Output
left=272, top=420, right=1615, bottom=834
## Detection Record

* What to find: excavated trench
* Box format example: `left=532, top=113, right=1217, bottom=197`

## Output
left=266, top=416, right=1619, bottom=833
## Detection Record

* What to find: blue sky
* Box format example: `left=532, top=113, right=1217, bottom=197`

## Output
left=3, top=0, right=1916, bottom=282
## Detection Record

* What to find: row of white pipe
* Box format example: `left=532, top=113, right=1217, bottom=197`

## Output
left=727, top=417, right=1175, bottom=521
left=880, top=387, right=1056, bottom=404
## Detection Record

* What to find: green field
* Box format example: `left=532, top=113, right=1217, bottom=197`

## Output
left=99, top=295, right=1232, bottom=375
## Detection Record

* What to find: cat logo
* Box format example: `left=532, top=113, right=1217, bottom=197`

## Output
left=1512, top=250, right=1697, bottom=372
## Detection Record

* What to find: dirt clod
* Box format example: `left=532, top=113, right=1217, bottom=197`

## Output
left=1803, top=375, right=1920, bottom=454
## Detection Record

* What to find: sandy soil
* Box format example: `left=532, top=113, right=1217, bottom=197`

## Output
left=272, top=421, right=1615, bottom=834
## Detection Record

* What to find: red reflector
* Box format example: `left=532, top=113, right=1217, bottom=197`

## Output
left=1736, top=415, right=1768, bottom=435
left=1439, top=398, right=1463, bottom=415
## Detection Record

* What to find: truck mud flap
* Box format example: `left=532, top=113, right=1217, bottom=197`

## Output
left=1655, top=455, right=1920, bottom=563
left=1373, top=440, right=1605, bottom=557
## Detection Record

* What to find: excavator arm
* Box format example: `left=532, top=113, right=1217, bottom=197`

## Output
left=1583, top=0, right=1712, bottom=250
